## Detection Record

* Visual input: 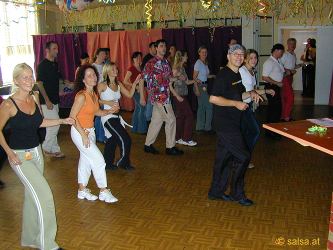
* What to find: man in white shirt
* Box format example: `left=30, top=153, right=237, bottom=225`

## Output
left=280, top=38, right=302, bottom=121
left=262, top=44, right=285, bottom=134
left=92, top=48, right=106, bottom=83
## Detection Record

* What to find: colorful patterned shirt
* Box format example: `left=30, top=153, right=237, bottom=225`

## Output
left=143, top=56, right=172, bottom=105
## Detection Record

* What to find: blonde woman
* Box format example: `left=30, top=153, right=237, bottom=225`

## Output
left=170, top=51, right=197, bottom=146
left=193, top=46, right=213, bottom=133
left=70, top=64, right=119, bottom=203
left=99, top=62, right=142, bottom=170
left=239, top=49, right=275, bottom=168
left=0, top=63, right=74, bottom=250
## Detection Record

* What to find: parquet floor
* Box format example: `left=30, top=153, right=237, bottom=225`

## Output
left=0, top=95, right=332, bottom=250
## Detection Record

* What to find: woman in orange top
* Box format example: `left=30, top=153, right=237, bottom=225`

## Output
left=70, top=64, right=119, bottom=203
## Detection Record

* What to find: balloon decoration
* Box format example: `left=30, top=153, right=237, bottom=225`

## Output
left=56, top=0, right=94, bottom=11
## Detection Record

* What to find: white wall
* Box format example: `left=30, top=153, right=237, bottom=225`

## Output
left=241, top=16, right=254, bottom=50
left=315, top=26, right=333, bottom=105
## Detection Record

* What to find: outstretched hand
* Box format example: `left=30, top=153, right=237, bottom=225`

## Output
left=61, top=118, right=75, bottom=125
left=250, top=91, right=263, bottom=104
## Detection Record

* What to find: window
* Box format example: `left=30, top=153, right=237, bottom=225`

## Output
left=0, top=0, right=38, bottom=86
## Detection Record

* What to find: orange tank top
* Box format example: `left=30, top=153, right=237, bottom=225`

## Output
left=76, top=90, right=99, bottom=128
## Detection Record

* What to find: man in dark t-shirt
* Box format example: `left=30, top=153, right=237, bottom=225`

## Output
left=208, top=44, right=262, bottom=206
left=37, top=41, right=65, bottom=158
left=141, top=41, right=156, bottom=71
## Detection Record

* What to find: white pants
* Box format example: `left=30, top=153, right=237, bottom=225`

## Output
left=70, top=126, right=107, bottom=188
left=41, top=104, right=60, bottom=153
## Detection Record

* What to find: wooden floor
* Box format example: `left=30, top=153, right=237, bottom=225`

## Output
left=0, top=92, right=333, bottom=250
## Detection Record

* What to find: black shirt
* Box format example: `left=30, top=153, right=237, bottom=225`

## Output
left=37, top=59, right=61, bottom=104
left=211, top=66, right=246, bottom=133
left=8, top=98, right=43, bottom=149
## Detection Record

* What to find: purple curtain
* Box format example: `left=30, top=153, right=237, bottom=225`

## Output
left=162, top=26, right=242, bottom=109
left=32, top=33, right=87, bottom=82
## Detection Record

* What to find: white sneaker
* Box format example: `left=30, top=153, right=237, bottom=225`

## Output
left=182, top=140, right=197, bottom=146
left=176, top=139, right=184, bottom=145
left=248, top=163, right=255, bottom=169
left=99, top=189, right=118, bottom=203
left=78, top=188, right=98, bottom=201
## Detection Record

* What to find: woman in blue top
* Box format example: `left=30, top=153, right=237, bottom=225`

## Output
left=193, top=46, right=214, bottom=133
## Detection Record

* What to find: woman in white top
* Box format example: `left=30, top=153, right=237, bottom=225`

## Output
left=193, top=46, right=213, bottom=133
left=239, top=49, right=274, bottom=168
left=93, top=48, right=107, bottom=143
left=98, top=62, right=142, bottom=171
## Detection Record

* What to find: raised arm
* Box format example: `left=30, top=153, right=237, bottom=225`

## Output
left=120, top=74, right=142, bottom=98
left=123, top=70, right=134, bottom=88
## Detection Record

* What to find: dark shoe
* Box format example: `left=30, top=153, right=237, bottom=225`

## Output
left=57, top=248, right=64, bottom=250
left=0, top=180, right=5, bottom=189
left=105, top=164, right=118, bottom=171
left=144, top=145, right=159, bottom=154
left=166, top=147, right=184, bottom=156
left=120, top=165, right=135, bottom=171
left=238, top=198, right=254, bottom=206
left=205, top=130, right=215, bottom=135
left=208, top=193, right=232, bottom=201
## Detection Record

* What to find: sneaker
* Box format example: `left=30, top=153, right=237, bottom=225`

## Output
left=248, top=163, right=255, bottom=169
left=208, top=193, right=232, bottom=201
left=238, top=198, right=254, bottom=206
left=77, top=188, right=98, bottom=201
left=182, top=140, right=197, bottom=147
left=99, top=189, right=118, bottom=203
left=176, top=139, right=184, bottom=145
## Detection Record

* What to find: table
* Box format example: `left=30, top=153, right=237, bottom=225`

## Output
left=263, top=119, right=333, bottom=249
left=263, top=119, right=333, bottom=156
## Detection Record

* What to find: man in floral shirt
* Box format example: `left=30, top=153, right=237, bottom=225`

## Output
left=143, top=39, right=183, bottom=156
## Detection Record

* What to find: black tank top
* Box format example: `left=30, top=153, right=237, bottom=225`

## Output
left=8, top=97, right=43, bottom=149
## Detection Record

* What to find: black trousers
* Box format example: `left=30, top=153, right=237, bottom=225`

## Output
left=0, top=146, right=6, bottom=172
left=306, top=65, right=315, bottom=97
left=302, top=67, right=308, bottom=95
left=209, top=131, right=250, bottom=201
left=265, top=84, right=282, bottom=123
left=104, top=118, right=132, bottom=168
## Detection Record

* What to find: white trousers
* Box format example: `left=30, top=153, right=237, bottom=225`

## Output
left=41, top=104, right=60, bottom=153
left=70, top=126, right=107, bottom=188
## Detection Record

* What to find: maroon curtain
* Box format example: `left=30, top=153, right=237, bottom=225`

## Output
left=32, top=33, right=87, bottom=82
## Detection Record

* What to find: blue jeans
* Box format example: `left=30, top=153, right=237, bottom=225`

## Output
left=131, top=92, right=148, bottom=134
left=196, top=88, right=212, bottom=131
left=241, top=104, right=260, bottom=153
